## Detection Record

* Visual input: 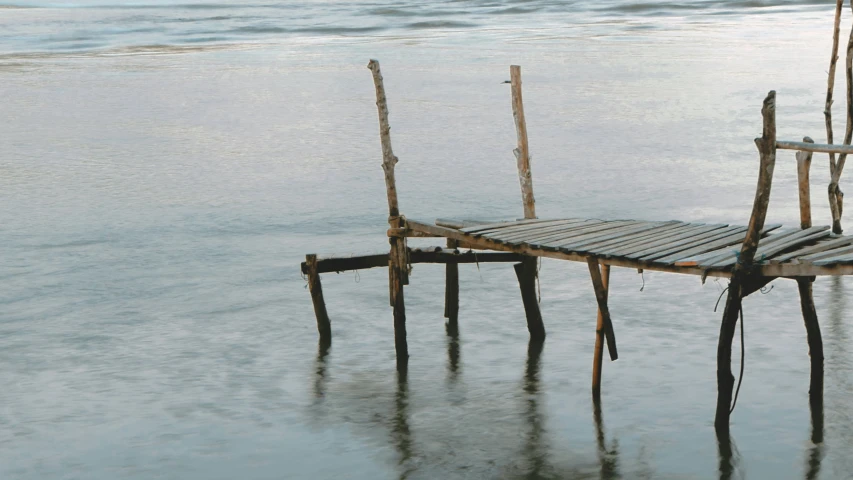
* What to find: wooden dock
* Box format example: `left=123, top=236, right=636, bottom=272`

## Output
left=301, top=52, right=853, bottom=433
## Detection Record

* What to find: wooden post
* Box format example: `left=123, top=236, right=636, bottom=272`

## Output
left=306, top=254, right=332, bottom=342
left=587, top=258, right=617, bottom=362
left=368, top=59, right=408, bottom=361
left=444, top=239, right=460, bottom=332
left=797, top=137, right=814, bottom=229
left=510, top=65, right=536, bottom=220
left=829, top=17, right=853, bottom=234
left=797, top=278, right=824, bottom=403
left=825, top=0, right=843, bottom=202
left=592, top=263, right=610, bottom=399
left=716, top=91, right=776, bottom=431
left=515, top=260, right=546, bottom=341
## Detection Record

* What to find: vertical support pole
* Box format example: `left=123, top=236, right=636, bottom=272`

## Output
left=306, top=254, right=332, bottom=342
left=592, top=263, right=611, bottom=399
left=797, top=137, right=814, bottom=229
left=510, top=65, right=536, bottom=220
left=797, top=278, right=824, bottom=404
left=825, top=0, right=843, bottom=234
left=510, top=65, right=545, bottom=339
left=444, top=239, right=460, bottom=333
left=515, top=260, right=546, bottom=340
left=368, top=59, right=408, bottom=362
left=716, top=91, right=776, bottom=431
left=586, top=258, right=617, bottom=362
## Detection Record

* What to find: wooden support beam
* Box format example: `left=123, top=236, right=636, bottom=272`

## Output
left=796, top=278, right=824, bottom=403
left=514, top=258, right=546, bottom=341
left=587, top=258, right=617, bottom=361
left=368, top=59, right=408, bottom=361
left=510, top=65, right=536, bottom=220
left=306, top=254, right=332, bottom=342
left=777, top=140, right=853, bottom=154
left=301, top=249, right=526, bottom=275
left=592, top=263, right=611, bottom=399
left=444, top=239, right=460, bottom=330
left=797, top=137, right=815, bottom=229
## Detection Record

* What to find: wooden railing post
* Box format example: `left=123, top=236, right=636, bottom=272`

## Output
left=306, top=254, right=332, bottom=342
left=510, top=65, right=545, bottom=340
left=368, top=59, right=408, bottom=362
left=797, top=137, right=815, bottom=229
left=715, top=90, right=776, bottom=432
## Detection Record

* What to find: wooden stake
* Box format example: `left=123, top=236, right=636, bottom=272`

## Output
left=825, top=0, right=843, bottom=177
left=444, top=239, right=460, bottom=330
left=510, top=65, right=536, bottom=220
left=740, top=91, right=777, bottom=265
left=592, top=263, right=610, bottom=399
left=829, top=16, right=853, bottom=234
left=797, top=137, right=815, bottom=229
left=797, top=278, right=824, bottom=402
left=714, top=279, right=742, bottom=432
left=306, top=254, right=332, bottom=341
left=514, top=259, right=546, bottom=341
left=368, top=59, right=408, bottom=360
left=586, top=258, right=617, bottom=361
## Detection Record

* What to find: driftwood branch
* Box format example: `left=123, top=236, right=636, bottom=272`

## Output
left=825, top=0, right=844, bottom=176
left=510, top=65, right=536, bottom=220
left=739, top=91, right=777, bottom=267
left=776, top=140, right=853, bottom=154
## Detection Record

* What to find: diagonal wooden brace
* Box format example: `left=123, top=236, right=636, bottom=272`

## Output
left=587, top=258, right=618, bottom=361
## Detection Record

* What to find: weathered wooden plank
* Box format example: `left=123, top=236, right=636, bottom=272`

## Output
left=526, top=220, right=640, bottom=248
left=623, top=224, right=729, bottom=259
left=510, top=65, right=536, bottom=220
left=681, top=227, right=799, bottom=267
left=640, top=226, right=746, bottom=262
left=799, top=242, right=853, bottom=262
left=706, top=227, right=830, bottom=269
left=560, top=221, right=676, bottom=251
left=488, top=219, right=599, bottom=242
left=658, top=225, right=781, bottom=264
left=474, top=218, right=587, bottom=237
left=771, top=235, right=853, bottom=262
left=601, top=223, right=704, bottom=257
left=586, top=258, right=617, bottom=361
left=460, top=218, right=550, bottom=234
left=435, top=218, right=491, bottom=229
left=405, top=219, right=734, bottom=278
left=777, top=140, right=853, bottom=155
left=814, top=252, right=853, bottom=265
left=576, top=222, right=685, bottom=252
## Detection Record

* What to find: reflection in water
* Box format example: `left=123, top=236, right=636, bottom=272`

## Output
left=522, top=339, right=547, bottom=477
left=393, top=359, right=415, bottom=479
left=446, top=322, right=460, bottom=383
left=592, top=398, right=620, bottom=480
left=805, top=384, right=824, bottom=480
left=716, top=427, right=741, bottom=480
left=313, top=338, right=331, bottom=402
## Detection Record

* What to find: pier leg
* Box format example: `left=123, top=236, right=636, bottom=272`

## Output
left=390, top=237, right=408, bottom=362
left=444, top=239, right=460, bottom=333
left=592, top=263, right=611, bottom=399
left=797, top=278, right=824, bottom=402
left=587, top=258, right=617, bottom=361
left=306, top=254, right=332, bottom=342
left=715, top=281, right=742, bottom=432
left=514, top=257, right=546, bottom=341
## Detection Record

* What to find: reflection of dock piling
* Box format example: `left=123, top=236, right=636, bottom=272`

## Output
left=301, top=60, right=851, bottom=430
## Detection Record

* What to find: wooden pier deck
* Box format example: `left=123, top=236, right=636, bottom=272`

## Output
left=301, top=58, right=853, bottom=433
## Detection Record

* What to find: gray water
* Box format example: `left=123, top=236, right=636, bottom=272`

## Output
left=2, top=1, right=853, bottom=479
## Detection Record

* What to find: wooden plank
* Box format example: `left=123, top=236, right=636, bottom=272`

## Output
left=473, top=218, right=587, bottom=237
left=777, top=140, right=853, bottom=155
left=681, top=227, right=799, bottom=267
left=771, top=235, right=853, bottom=262
left=640, top=226, right=746, bottom=262
left=601, top=223, right=704, bottom=257
left=405, top=219, right=734, bottom=278
left=435, top=218, right=491, bottom=229
left=587, top=258, right=617, bottom=361
left=460, top=218, right=551, bottom=234
left=706, top=227, right=830, bottom=268
left=532, top=221, right=646, bottom=250
left=560, top=221, right=676, bottom=251
left=814, top=252, right=853, bottom=265
left=576, top=222, right=685, bottom=252
left=487, top=219, right=599, bottom=242
left=658, top=224, right=781, bottom=264
left=510, top=65, right=536, bottom=220
left=622, top=224, right=729, bottom=259
left=799, top=243, right=853, bottom=262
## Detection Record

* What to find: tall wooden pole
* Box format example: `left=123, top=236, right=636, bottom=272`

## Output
left=797, top=137, right=815, bottom=230
left=715, top=91, right=776, bottom=431
left=510, top=65, right=545, bottom=340
left=368, top=59, right=408, bottom=362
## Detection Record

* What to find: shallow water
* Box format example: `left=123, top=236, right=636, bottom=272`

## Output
left=1, top=1, right=852, bottom=479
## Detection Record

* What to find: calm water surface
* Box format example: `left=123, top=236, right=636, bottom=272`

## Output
left=1, top=1, right=853, bottom=479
